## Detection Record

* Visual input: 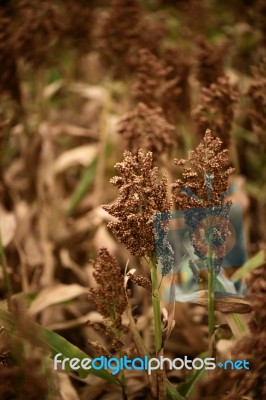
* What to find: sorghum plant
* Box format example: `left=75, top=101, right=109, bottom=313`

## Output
left=132, top=48, right=173, bottom=108
left=88, top=248, right=127, bottom=332
left=103, top=149, right=174, bottom=399
left=132, top=49, right=181, bottom=123
left=63, top=0, right=94, bottom=54
left=193, top=260, right=266, bottom=399
left=117, top=102, right=176, bottom=161
left=99, top=0, right=143, bottom=77
left=103, top=150, right=171, bottom=260
left=12, top=0, right=63, bottom=69
left=196, top=36, right=226, bottom=88
left=193, top=76, right=238, bottom=149
left=163, top=45, right=192, bottom=118
left=88, top=248, right=128, bottom=395
left=172, top=129, right=235, bottom=338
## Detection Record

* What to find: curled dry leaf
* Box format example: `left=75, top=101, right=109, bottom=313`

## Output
left=53, top=144, right=98, bottom=174
left=69, top=83, right=107, bottom=102
left=43, top=79, right=64, bottom=99
left=29, top=284, right=88, bottom=315
left=191, top=290, right=251, bottom=314
left=162, top=272, right=177, bottom=345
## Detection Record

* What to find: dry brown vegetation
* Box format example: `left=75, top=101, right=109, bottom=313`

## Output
left=0, top=1, right=265, bottom=399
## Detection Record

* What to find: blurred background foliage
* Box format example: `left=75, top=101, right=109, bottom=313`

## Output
left=0, top=0, right=265, bottom=399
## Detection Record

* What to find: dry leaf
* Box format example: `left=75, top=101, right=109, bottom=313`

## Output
left=162, top=273, right=176, bottom=345
left=51, top=122, right=97, bottom=139
left=29, top=284, right=88, bottom=315
left=53, top=144, right=98, bottom=173
left=191, top=290, right=251, bottom=314
left=69, top=83, right=106, bottom=101
left=43, top=80, right=64, bottom=99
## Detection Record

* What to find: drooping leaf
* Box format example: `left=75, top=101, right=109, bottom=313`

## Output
left=29, top=284, right=88, bottom=315
left=0, top=308, right=117, bottom=384
left=177, top=352, right=208, bottom=398
left=231, top=250, right=265, bottom=281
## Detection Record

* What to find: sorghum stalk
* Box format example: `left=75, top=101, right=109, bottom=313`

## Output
left=207, top=248, right=215, bottom=338
left=111, top=308, right=127, bottom=399
left=150, top=257, right=167, bottom=400
left=172, top=129, right=235, bottom=349
left=103, top=150, right=173, bottom=399
left=150, top=257, right=162, bottom=353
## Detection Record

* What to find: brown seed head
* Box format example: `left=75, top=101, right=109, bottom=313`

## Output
left=172, top=129, right=234, bottom=209
left=12, top=0, right=63, bottom=68
left=88, top=248, right=127, bottom=329
left=163, top=45, right=192, bottom=118
left=132, top=48, right=172, bottom=108
left=63, top=0, right=94, bottom=53
left=99, top=0, right=142, bottom=77
left=117, top=102, right=176, bottom=160
left=103, top=150, right=171, bottom=257
left=128, top=273, right=152, bottom=292
left=132, top=48, right=181, bottom=124
left=196, top=36, right=225, bottom=88
left=193, top=76, right=238, bottom=148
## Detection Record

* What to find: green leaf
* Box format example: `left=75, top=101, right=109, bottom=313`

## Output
left=231, top=251, right=265, bottom=281
left=166, top=381, right=186, bottom=400
left=0, top=309, right=117, bottom=384
left=215, top=278, right=248, bottom=336
left=177, top=352, right=208, bottom=398
left=224, top=313, right=248, bottom=337
left=65, top=159, right=97, bottom=216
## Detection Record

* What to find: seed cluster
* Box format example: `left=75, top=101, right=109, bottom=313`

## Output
left=99, top=0, right=142, bottom=77
left=172, top=130, right=234, bottom=274
left=103, top=150, right=171, bottom=257
left=117, top=102, right=176, bottom=160
left=163, top=45, right=192, bottom=118
left=128, top=273, right=152, bottom=292
left=172, top=129, right=234, bottom=209
left=196, top=36, right=225, bottom=88
left=193, top=77, right=238, bottom=148
left=88, top=248, right=127, bottom=330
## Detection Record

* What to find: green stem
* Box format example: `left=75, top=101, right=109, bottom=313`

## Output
left=207, top=267, right=215, bottom=338
left=150, top=257, right=162, bottom=354
left=110, top=308, right=127, bottom=399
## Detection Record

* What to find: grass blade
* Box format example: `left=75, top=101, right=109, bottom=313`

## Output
left=0, top=308, right=118, bottom=384
left=231, top=250, right=265, bottom=281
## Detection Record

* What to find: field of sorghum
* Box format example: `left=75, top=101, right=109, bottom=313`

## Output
left=0, top=1, right=265, bottom=399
